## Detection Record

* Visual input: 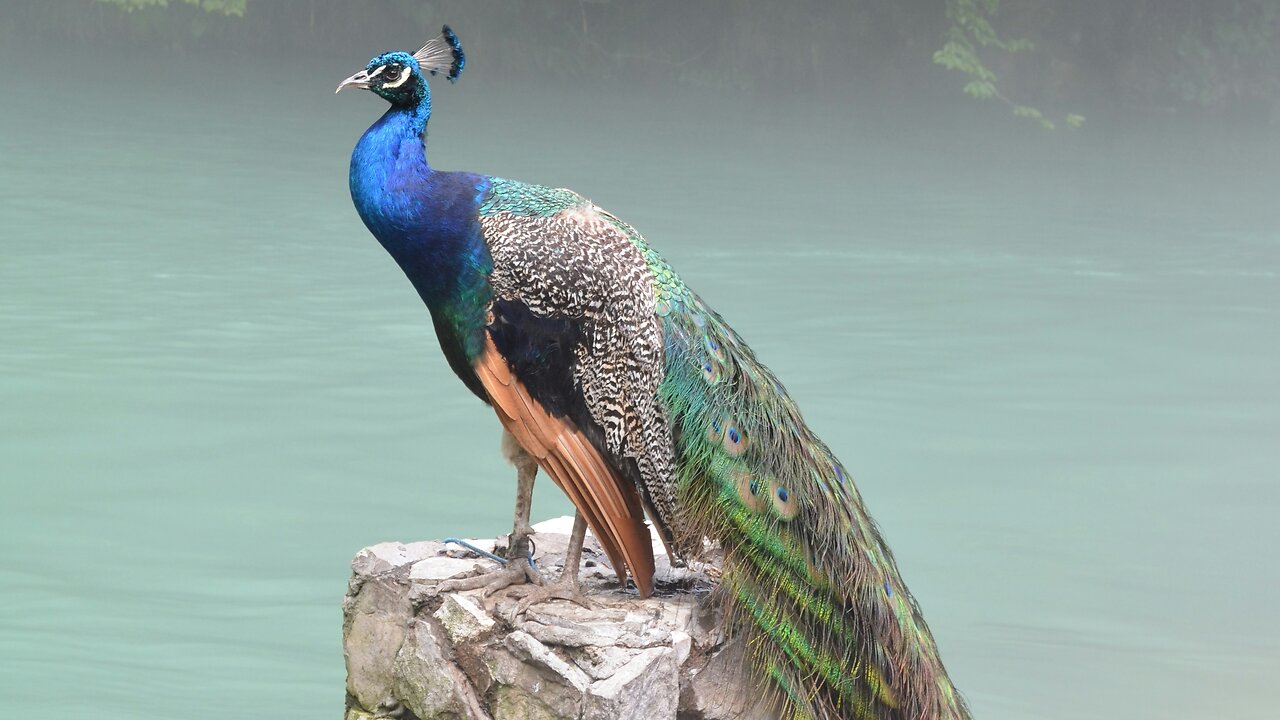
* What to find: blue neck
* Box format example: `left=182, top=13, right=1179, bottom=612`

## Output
left=348, top=102, right=490, bottom=283
left=348, top=101, right=494, bottom=368
left=349, top=105, right=433, bottom=240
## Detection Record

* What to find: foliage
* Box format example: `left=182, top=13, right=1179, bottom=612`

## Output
left=21, top=1, right=1280, bottom=125
left=933, top=0, right=1081, bottom=129
left=1168, top=0, right=1280, bottom=112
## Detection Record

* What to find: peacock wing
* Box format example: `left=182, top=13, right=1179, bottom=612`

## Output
left=475, top=178, right=677, bottom=596
left=474, top=336, right=655, bottom=596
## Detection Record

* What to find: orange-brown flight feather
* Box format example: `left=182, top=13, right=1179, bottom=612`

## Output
left=474, top=336, right=656, bottom=597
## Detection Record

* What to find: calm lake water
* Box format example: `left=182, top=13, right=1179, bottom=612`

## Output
left=2, top=38, right=1278, bottom=720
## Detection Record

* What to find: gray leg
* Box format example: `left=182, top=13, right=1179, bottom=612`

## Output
left=437, top=432, right=543, bottom=594
left=505, top=431, right=537, bottom=558
left=513, top=511, right=593, bottom=615
left=561, top=512, right=587, bottom=581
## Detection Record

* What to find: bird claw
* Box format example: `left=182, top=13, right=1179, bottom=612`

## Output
left=510, top=577, right=594, bottom=618
left=436, top=556, right=543, bottom=596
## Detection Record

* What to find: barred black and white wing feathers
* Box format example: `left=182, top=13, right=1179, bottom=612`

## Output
left=472, top=179, right=680, bottom=593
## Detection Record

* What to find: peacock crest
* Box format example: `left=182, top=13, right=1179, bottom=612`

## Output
left=413, top=25, right=465, bottom=83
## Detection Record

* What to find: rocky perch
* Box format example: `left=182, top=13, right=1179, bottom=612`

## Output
left=342, top=516, right=774, bottom=720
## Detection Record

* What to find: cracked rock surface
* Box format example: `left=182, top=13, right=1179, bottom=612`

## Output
left=342, top=516, right=774, bottom=720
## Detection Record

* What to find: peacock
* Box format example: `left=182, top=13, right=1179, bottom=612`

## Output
left=338, top=26, right=971, bottom=720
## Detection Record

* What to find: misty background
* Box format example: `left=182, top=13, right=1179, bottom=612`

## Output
left=2, top=1, right=1278, bottom=719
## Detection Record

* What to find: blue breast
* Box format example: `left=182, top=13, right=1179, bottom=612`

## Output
left=349, top=106, right=496, bottom=384
left=349, top=107, right=493, bottom=305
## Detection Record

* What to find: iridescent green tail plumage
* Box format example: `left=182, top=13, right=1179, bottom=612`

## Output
left=656, top=290, right=971, bottom=720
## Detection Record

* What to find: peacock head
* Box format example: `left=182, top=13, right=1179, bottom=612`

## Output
left=336, top=25, right=464, bottom=109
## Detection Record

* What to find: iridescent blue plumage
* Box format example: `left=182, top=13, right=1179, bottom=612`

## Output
left=345, top=43, right=492, bottom=393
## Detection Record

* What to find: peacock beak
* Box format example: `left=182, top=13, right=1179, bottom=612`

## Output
left=335, top=70, right=372, bottom=94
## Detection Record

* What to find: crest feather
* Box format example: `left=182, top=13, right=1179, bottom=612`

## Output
left=413, top=25, right=465, bottom=83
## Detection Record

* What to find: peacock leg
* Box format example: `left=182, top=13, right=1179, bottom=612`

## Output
left=437, top=432, right=543, bottom=594
left=513, top=511, right=593, bottom=615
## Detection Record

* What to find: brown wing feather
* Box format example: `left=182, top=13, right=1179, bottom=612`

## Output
left=474, top=335, right=656, bottom=597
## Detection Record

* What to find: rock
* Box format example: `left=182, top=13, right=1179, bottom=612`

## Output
left=670, top=630, right=692, bottom=665
left=443, top=537, right=498, bottom=558
left=411, top=555, right=490, bottom=582
left=351, top=540, right=444, bottom=577
left=489, top=631, right=591, bottom=719
left=583, top=646, right=679, bottom=720
left=341, top=516, right=767, bottom=720
left=343, top=561, right=413, bottom=712
left=434, top=593, right=496, bottom=644
left=569, top=644, right=639, bottom=681
left=351, top=541, right=414, bottom=576
left=393, top=619, right=469, bottom=719
left=521, top=603, right=628, bottom=647
left=504, top=630, right=592, bottom=692
left=679, top=639, right=779, bottom=720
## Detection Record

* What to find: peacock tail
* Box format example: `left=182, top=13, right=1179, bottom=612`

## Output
left=606, top=211, right=972, bottom=720
left=475, top=178, right=970, bottom=718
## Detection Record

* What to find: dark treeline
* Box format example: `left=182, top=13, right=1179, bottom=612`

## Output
left=10, top=0, right=1280, bottom=125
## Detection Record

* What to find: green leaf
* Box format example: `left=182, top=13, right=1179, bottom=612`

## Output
left=963, top=80, right=997, bottom=99
left=936, top=0, right=1081, bottom=130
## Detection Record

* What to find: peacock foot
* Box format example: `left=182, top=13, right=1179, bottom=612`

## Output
left=505, top=511, right=594, bottom=618
left=437, top=555, right=542, bottom=596
left=510, top=574, right=594, bottom=618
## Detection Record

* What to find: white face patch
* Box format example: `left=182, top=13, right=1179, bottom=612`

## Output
left=382, top=66, right=413, bottom=89
left=367, top=65, right=386, bottom=79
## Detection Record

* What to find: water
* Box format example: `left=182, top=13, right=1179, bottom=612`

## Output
left=2, top=39, right=1279, bottom=720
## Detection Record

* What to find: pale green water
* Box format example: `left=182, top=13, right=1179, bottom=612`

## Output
left=2, top=40, right=1279, bottom=720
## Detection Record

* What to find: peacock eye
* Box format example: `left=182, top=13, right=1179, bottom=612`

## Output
left=381, top=65, right=400, bottom=81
